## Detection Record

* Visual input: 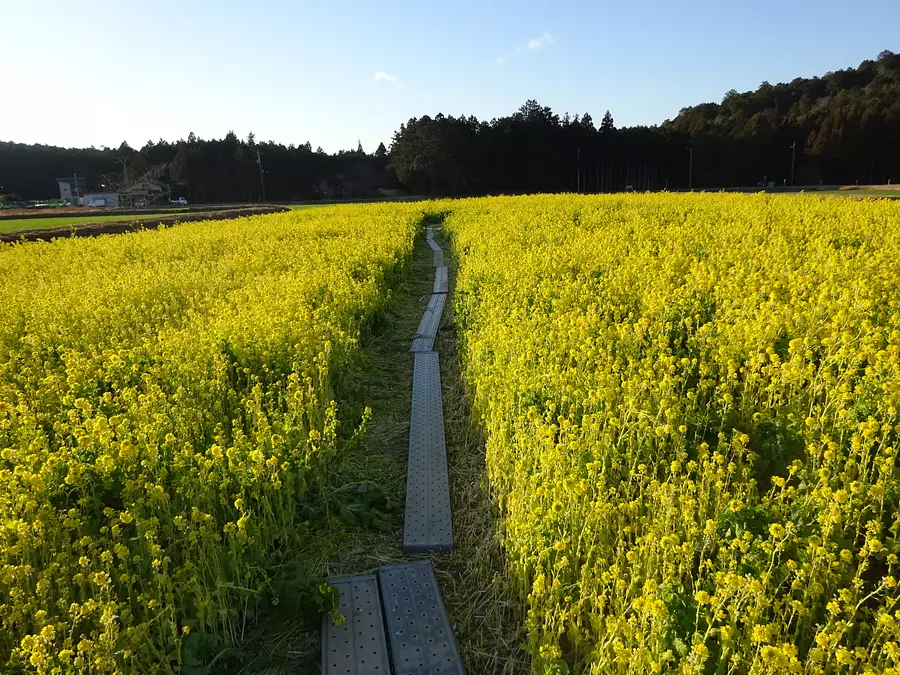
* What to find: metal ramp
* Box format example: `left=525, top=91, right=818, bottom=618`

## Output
left=378, top=561, right=465, bottom=675
left=433, top=266, right=448, bottom=294
left=322, top=575, right=392, bottom=675
left=410, top=293, right=446, bottom=353
left=403, top=351, right=453, bottom=552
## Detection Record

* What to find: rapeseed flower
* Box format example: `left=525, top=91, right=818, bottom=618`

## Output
left=445, top=193, right=900, bottom=673
left=0, top=203, right=424, bottom=671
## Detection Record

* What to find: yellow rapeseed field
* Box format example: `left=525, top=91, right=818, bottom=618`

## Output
left=445, top=193, right=900, bottom=674
left=0, top=204, right=422, bottom=673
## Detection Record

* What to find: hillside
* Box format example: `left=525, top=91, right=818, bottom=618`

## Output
left=666, top=49, right=900, bottom=186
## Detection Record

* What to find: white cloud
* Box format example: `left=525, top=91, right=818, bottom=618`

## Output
left=497, top=32, right=554, bottom=65
left=373, top=71, right=405, bottom=87
left=528, top=31, right=554, bottom=51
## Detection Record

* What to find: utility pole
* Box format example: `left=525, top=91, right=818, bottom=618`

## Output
left=256, top=148, right=267, bottom=203
left=789, top=140, right=797, bottom=186
left=685, top=147, right=693, bottom=190
left=117, top=157, right=128, bottom=187
left=72, top=170, right=83, bottom=204
left=576, top=147, right=581, bottom=193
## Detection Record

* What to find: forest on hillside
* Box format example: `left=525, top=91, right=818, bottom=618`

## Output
left=1, top=50, right=898, bottom=201
left=389, top=49, right=900, bottom=194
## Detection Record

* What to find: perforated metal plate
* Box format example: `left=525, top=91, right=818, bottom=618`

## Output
left=433, top=266, right=449, bottom=294
left=322, top=574, right=391, bottom=675
left=426, top=238, right=444, bottom=267
left=378, top=561, right=464, bottom=675
left=403, top=351, right=453, bottom=552
left=410, top=293, right=446, bottom=353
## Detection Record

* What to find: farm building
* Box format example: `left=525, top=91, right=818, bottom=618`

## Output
left=57, top=176, right=86, bottom=203
left=118, top=179, right=171, bottom=208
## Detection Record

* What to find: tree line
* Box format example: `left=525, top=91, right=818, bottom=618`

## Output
left=389, top=50, right=900, bottom=194
left=0, top=134, right=394, bottom=203
left=1, top=50, right=898, bottom=202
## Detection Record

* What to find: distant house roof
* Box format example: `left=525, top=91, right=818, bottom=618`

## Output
left=119, top=179, right=170, bottom=195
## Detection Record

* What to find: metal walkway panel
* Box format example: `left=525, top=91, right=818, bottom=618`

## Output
left=426, top=238, right=444, bottom=267
left=410, top=293, right=446, bottom=353
left=322, top=574, right=391, bottom=675
left=403, top=351, right=453, bottom=552
left=378, top=560, right=464, bottom=675
left=433, top=266, right=448, bottom=294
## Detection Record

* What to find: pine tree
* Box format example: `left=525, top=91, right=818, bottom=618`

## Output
left=600, top=111, right=615, bottom=132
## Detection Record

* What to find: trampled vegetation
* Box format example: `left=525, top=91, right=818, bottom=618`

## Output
left=0, top=204, right=424, bottom=673
left=445, top=194, right=900, bottom=673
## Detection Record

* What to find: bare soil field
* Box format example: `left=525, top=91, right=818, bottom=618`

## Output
left=0, top=206, right=288, bottom=243
left=0, top=203, right=257, bottom=221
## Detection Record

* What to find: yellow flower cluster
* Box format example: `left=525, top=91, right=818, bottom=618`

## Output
left=445, top=193, right=900, bottom=673
left=0, top=204, right=422, bottom=673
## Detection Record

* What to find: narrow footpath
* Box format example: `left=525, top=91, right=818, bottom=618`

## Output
left=321, top=222, right=463, bottom=675
left=282, top=220, right=528, bottom=675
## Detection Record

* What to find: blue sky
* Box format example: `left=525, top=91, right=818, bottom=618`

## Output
left=2, top=0, right=897, bottom=153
